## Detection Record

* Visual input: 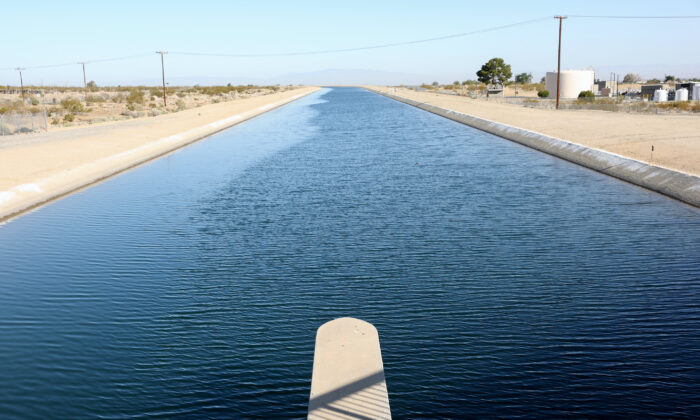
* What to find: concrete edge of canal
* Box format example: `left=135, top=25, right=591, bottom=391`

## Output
left=0, top=88, right=320, bottom=223
left=368, top=88, right=700, bottom=208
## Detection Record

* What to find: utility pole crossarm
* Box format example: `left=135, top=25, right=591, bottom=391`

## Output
left=554, top=16, right=567, bottom=110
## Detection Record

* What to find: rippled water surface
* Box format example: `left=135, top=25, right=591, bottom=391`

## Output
left=1, top=88, right=700, bottom=418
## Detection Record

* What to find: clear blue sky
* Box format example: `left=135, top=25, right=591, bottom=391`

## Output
left=2, top=0, right=699, bottom=86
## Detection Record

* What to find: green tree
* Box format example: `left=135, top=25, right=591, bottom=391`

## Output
left=622, top=73, right=641, bottom=83
left=578, top=90, right=595, bottom=99
left=476, top=57, right=512, bottom=86
left=664, top=75, right=675, bottom=82
left=431, top=81, right=439, bottom=87
left=514, top=72, right=532, bottom=84
left=86, top=80, right=97, bottom=91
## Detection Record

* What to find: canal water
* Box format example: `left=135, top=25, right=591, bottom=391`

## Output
left=1, top=88, right=699, bottom=418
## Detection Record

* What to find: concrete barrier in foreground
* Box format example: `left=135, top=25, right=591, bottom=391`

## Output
left=309, top=317, right=391, bottom=419
left=370, top=89, right=700, bottom=208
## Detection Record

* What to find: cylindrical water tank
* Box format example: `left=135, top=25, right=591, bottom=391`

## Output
left=693, top=85, right=700, bottom=101
left=653, top=89, right=668, bottom=102
left=544, top=70, right=595, bottom=99
left=675, top=88, right=688, bottom=101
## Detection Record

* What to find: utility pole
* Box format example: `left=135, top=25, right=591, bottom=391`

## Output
left=554, top=16, right=567, bottom=110
left=16, top=67, right=26, bottom=101
left=79, top=62, right=88, bottom=102
left=156, top=51, right=168, bottom=107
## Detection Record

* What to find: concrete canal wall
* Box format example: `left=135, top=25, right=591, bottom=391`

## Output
left=0, top=88, right=319, bottom=222
left=369, top=89, right=700, bottom=208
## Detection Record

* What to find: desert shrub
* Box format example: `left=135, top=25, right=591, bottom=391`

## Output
left=51, top=117, right=60, bottom=125
left=126, top=89, right=145, bottom=105
left=0, top=100, right=27, bottom=114
left=656, top=101, right=696, bottom=112
left=537, top=90, right=549, bottom=98
left=61, top=97, right=85, bottom=113
left=86, top=94, right=105, bottom=103
left=578, top=90, right=595, bottom=99
left=121, top=110, right=139, bottom=118
left=149, top=103, right=156, bottom=108
left=175, top=99, right=186, bottom=111
left=29, top=96, right=39, bottom=106
left=63, top=113, right=74, bottom=122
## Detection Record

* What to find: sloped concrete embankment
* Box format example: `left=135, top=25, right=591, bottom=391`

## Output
left=371, top=89, right=700, bottom=208
left=0, top=89, right=318, bottom=222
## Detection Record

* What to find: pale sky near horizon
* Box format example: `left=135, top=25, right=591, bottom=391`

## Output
left=3, top=0, right=699, bottom=86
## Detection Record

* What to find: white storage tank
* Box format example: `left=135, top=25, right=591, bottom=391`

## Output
left=676, top=88, right=688, bottom=101
left=694, top=85, right=700, bottom=101
left=654, top=89, right=668, bottom=102
left=545, top=70, right=595, bottom=99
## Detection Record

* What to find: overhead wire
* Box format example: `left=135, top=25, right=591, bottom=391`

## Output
left=0, top=53, right=153, bottom=72
left=170, top=16, right=551, bottom=57
left=567, top=15, right=700, bottom=19
left=2, top=14, right=699, bottom=72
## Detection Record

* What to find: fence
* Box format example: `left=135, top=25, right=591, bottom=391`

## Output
left=0, top=110, right=48, bottom=135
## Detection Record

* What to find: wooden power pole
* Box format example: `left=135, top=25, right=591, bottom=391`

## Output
left=16, top=67, right=26, bottom=101
left=554, top=16, right=567, bottom=110
left=79, top=62, right=88, bottom=101
left=156, top=51, right=168, bottom=107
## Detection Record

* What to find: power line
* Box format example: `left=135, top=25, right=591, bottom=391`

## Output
left=567, top=15, right=700, bottom=19
left=170, top=16, right=552, bottom=57
left=1, top=14, right=699, bottom=72
left=0, top=53, right=153, bottom=72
